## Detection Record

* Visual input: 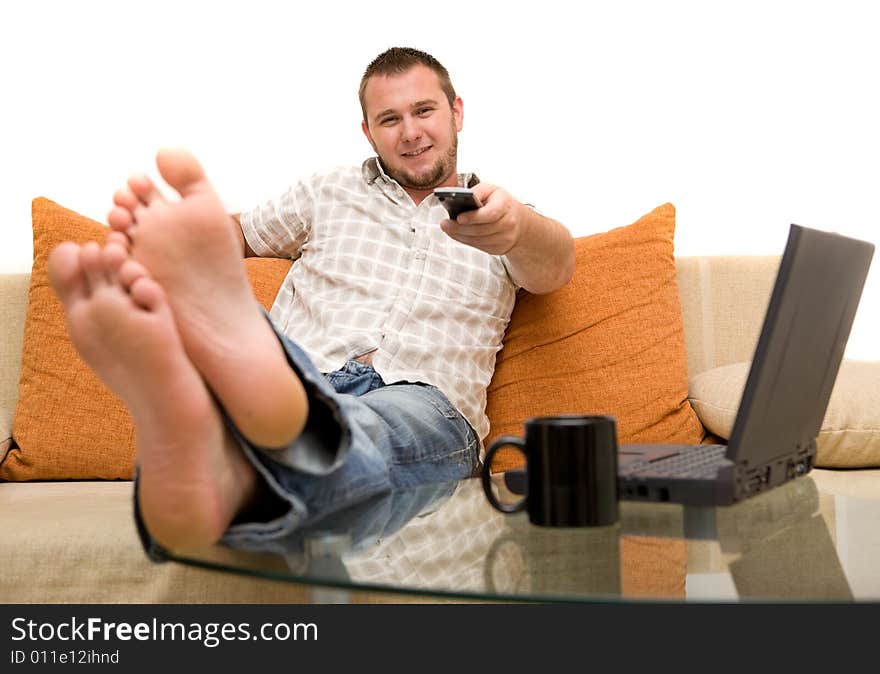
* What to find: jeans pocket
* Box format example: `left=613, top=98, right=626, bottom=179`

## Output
left=326, top=361, right=384, bottom=396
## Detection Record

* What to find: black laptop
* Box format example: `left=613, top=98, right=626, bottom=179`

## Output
left=616, top=224, right=874, bottom=506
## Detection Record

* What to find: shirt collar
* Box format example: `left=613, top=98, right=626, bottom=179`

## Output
left=361, top=156, right=479, bottom=191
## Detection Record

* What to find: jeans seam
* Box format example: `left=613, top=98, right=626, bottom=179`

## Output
left=391, top=438, right=476, bottom=466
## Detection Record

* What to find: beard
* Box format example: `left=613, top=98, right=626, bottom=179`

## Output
left=380, top=130, right=458, bottom=191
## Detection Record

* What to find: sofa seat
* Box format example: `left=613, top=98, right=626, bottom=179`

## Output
left=0, top=481, right=312, bottom=603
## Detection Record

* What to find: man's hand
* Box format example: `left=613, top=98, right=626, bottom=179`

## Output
left=439, top=182, right=575, bottom=295
left=439, top=183, right=522, bottom=256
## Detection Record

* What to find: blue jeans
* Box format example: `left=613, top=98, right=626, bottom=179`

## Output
left=135, top=324, right=478, bottom=558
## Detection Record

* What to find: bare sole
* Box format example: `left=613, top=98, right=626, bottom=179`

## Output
left=112, top=148, right=309, bottom=449
left=48, top=240, right=259, bottom=550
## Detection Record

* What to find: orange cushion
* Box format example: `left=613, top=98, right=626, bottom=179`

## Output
left=0, top=198, right=291, bottom=481
left=484, top=203, right=706, bottom=471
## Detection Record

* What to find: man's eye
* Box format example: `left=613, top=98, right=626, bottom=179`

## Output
left=380, top=117, right=398, bottom=125
left=417, top=107, right=434, bottom=116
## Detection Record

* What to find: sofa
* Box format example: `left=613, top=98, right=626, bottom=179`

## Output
left=2, top=200, right=878, bottom=604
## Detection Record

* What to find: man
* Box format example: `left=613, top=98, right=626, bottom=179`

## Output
left=47, top=48, right=574, bottom=554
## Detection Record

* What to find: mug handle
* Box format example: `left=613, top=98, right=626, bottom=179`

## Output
left=481, top=436, right=527, bottom=514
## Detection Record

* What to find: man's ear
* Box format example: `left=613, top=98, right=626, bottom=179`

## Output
left=453, top=96, right=464, bottom=132
left=361, top=120, right=377, bottom=152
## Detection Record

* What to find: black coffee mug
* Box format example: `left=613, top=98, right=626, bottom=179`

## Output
left=481, top=415, right=619, bottom=527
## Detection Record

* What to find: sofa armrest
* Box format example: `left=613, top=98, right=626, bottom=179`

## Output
left=676, top=256, right=781, bottom=379
left=0, top=404, right=11, bottom=464
left=0, top=273, right=29, bottom=415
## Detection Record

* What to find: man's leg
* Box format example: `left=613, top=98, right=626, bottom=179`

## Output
left=106, top=148, right=308, bottom=449
left=47, top=240, right=262, bottom=551
left=219, top=361, right=479, bottom=548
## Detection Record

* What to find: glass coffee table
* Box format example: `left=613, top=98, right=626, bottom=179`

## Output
left=159, top=469, right=880, bottom=603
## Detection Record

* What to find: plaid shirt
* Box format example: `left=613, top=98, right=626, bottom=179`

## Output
left=240, top=157, right=517, bottom=444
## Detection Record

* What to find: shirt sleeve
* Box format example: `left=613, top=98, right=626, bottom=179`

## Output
left=239, top=176, right=317, bottom=260
left=498, top=255, right=522, bottom=291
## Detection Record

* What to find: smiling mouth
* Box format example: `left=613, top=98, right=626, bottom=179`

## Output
left=401, top=146, right=431, bottom=158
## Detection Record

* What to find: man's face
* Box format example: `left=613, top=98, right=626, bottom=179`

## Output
left=361, top=65, right=463, bottom=194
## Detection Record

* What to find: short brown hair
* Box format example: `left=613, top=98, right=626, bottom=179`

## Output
left=359, top=47, right=456, bottom=124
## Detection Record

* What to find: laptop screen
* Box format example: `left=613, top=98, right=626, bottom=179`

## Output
left=727, top=225, right=874, bottom=471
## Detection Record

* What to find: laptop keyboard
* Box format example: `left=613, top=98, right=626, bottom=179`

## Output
left=620, top=444, right=728, bottom=479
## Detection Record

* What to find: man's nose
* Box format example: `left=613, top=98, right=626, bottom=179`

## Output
left=400, top=116, right=422, bottom=143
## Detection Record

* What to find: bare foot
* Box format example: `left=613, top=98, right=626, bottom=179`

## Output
left=109, top=148, right=308, bottom=448
left=48, top=240, right=259, bottom=550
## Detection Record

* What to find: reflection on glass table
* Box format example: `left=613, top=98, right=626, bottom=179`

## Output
left=159, top=473, right=880, bottom=603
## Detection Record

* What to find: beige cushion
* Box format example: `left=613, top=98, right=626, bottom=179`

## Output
left=689, top=360, right=880, bottom=467
left=675, top=256, right=780, bottom=378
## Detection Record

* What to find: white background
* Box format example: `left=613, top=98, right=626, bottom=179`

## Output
left=1, top=0, right=877, bottom=358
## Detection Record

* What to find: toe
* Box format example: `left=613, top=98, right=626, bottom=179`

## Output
left=113, top=187, right=140, bottom=211
left=48, top=242, right=88, bottom=305
left=102, top=242, right=129, bottom=279
left=106, top=230, right=131, bottom=250
left=118, top=258, right=150, bottom=291
left=155, top=147, right=216, bottom=199
left=130, top=276, right=166, bottom=312
left=108, top=206, right=135, bottom=232
left=80, top=242, right=109, bottom=290
left=128, top=173, right=166, bottom=206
